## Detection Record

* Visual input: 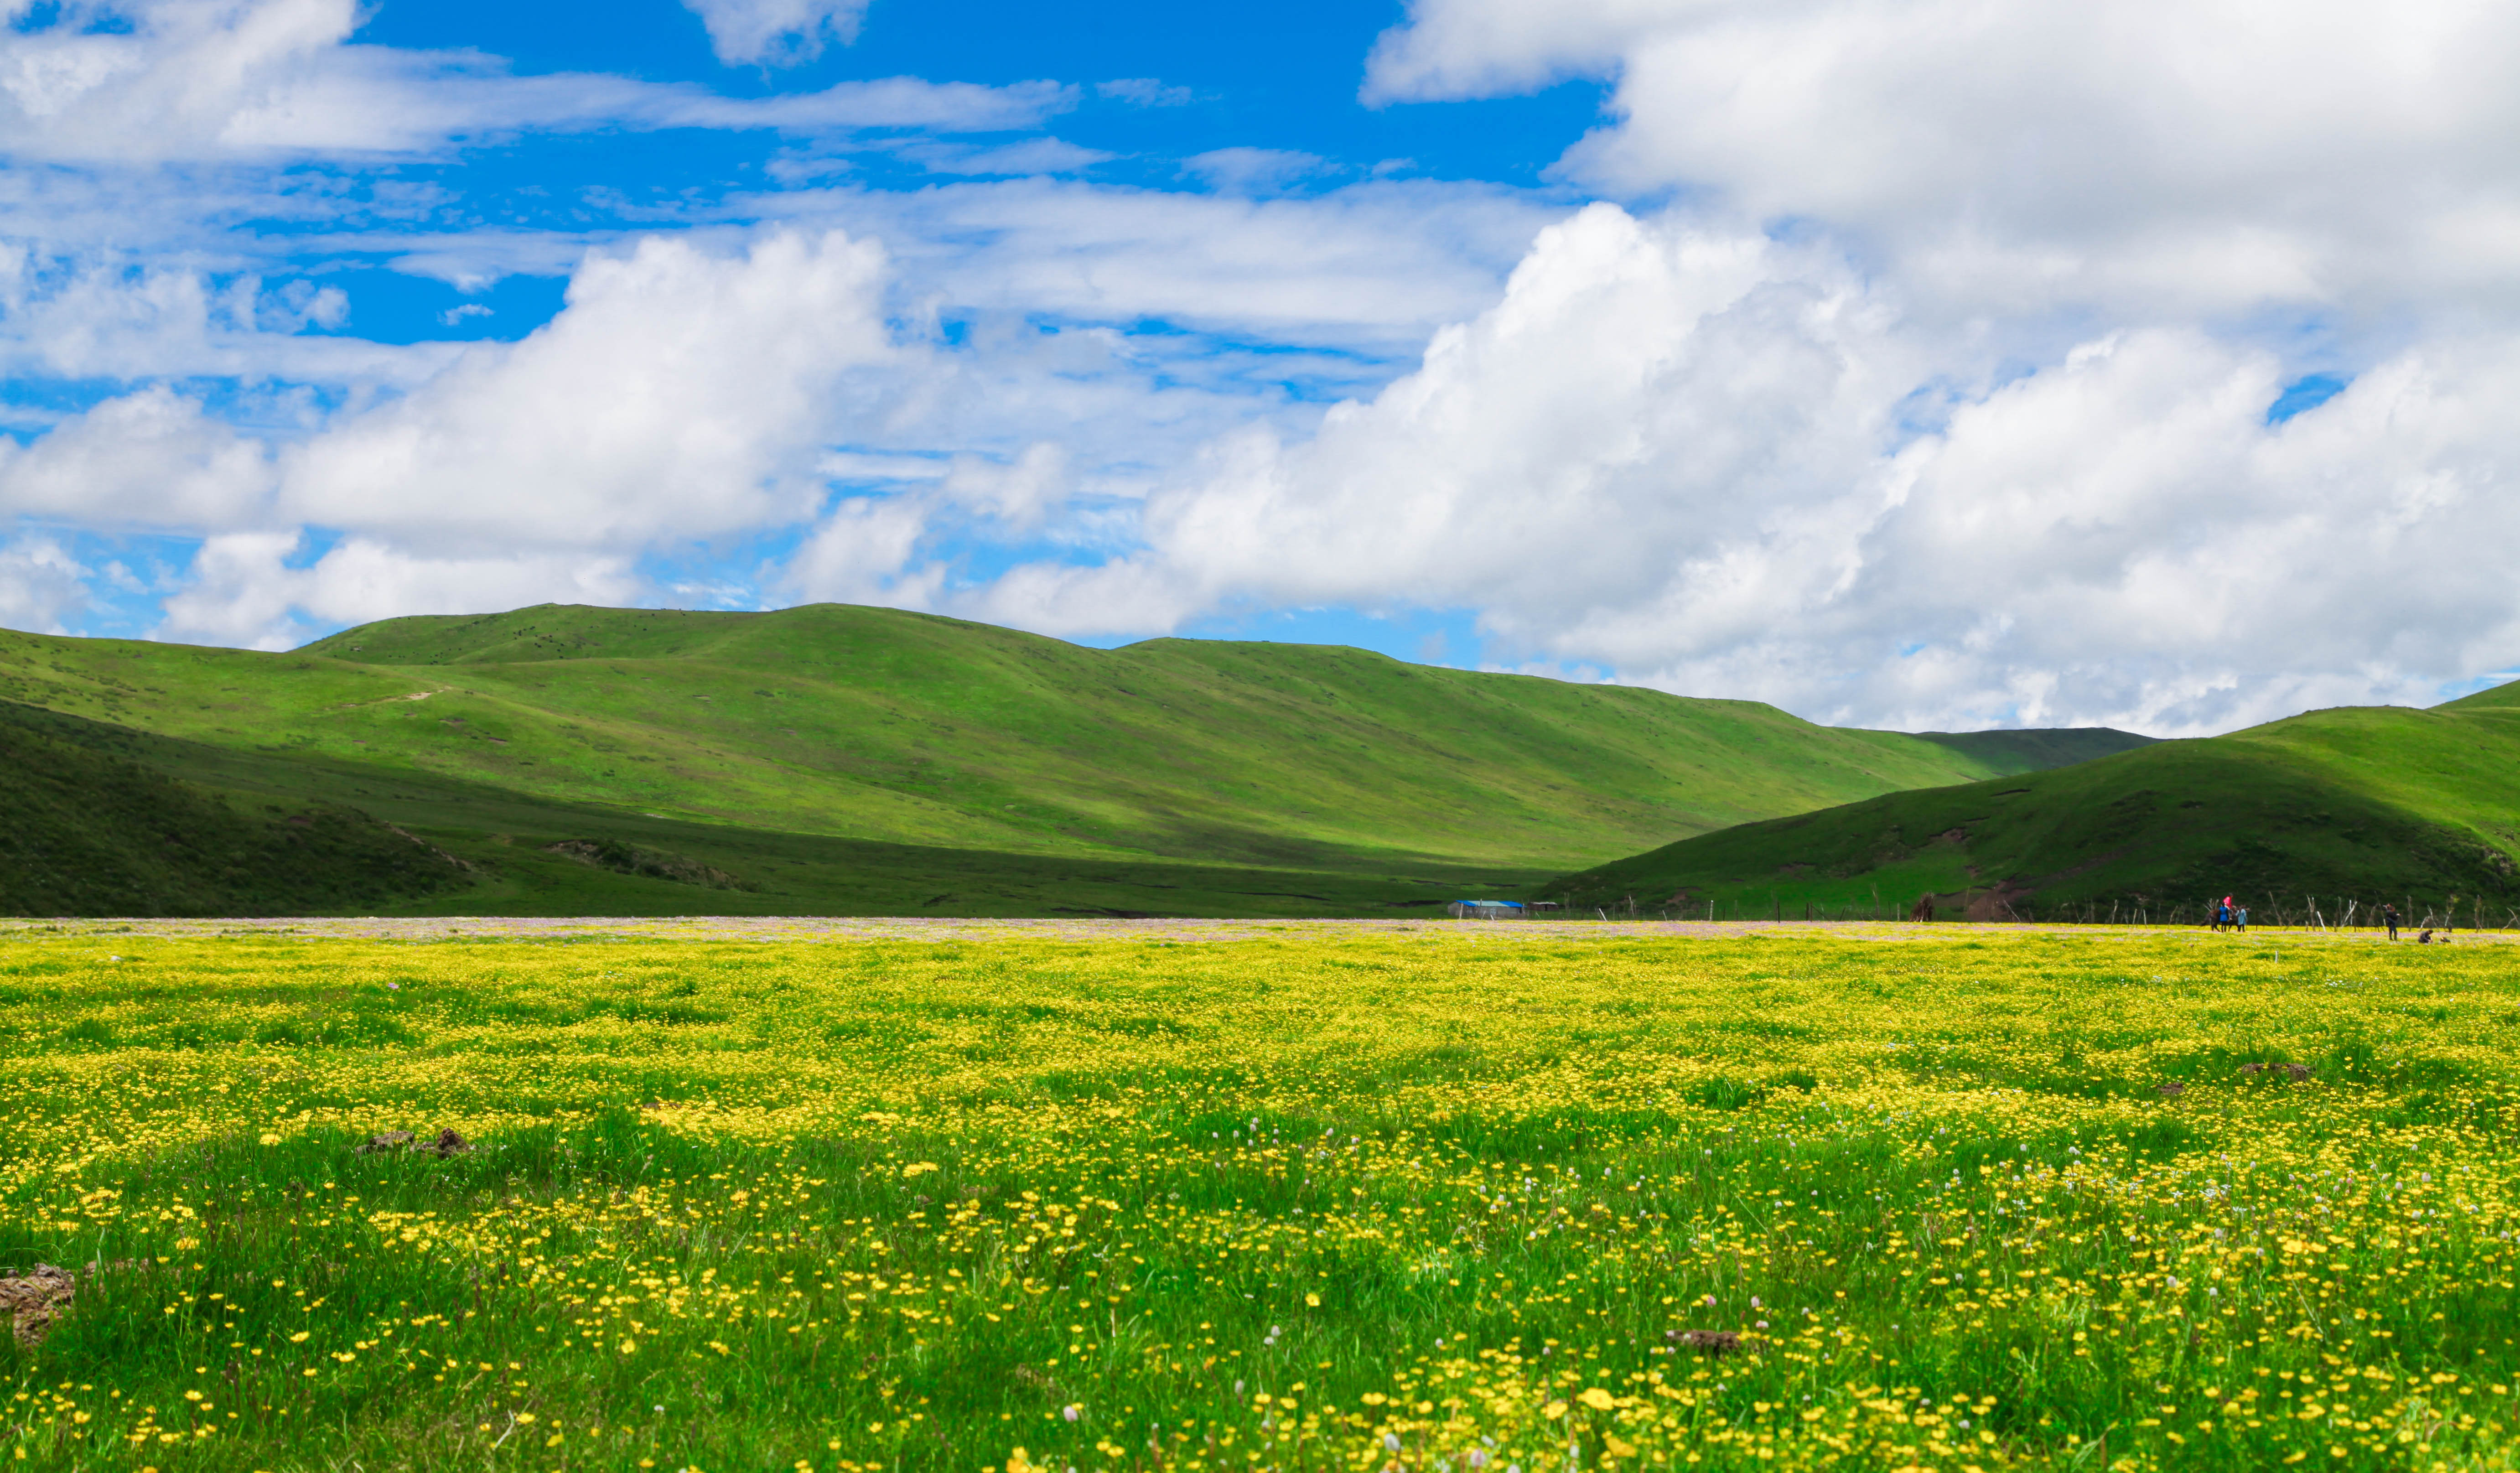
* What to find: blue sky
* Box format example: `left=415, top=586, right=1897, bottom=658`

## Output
left=0, top=0, right=1605, bottom=670
left=4, top=0, right=2518, bottom=736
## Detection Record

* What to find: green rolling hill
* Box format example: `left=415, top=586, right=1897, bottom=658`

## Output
left=0, top=602, right=2150, bottom=917
left=1553, top=687, right=2520, bottom=924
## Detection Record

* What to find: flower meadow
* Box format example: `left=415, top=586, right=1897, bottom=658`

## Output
left=0, top=921, right=2515, bottom=1473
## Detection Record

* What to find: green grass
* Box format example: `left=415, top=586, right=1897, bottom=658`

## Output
left=1554, top=691, right=2520, bottom=920
left=2, top=923, right=2516, bottom=1471
left=0, top=704, right=469, bottom=916
left=0, top=700, right=1543, bottom=918
left=0, top=603, right=2147, bottom=917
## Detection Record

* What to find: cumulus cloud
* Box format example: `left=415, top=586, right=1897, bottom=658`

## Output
left=783, top=494, right=942, bottom=607
left=0, top=385, right=272, bottom=529
left=0, top=534, right=89, bottom=633
left=975, top=205, right=2520, bottom=734
left=154, top=531, right=641, bottom=648
left=1368, top=0, right=2520, bottom=327
left=0, top=227, right=907, bottom=645
left=280, top=229, right=898, bottom=550
left=682, top=0, right=868, bottom=67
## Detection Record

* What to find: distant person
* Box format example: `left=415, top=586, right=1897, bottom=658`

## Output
left=2235, top=905, right=2248, bottom=934
left=2382, top=902, right=2401, bottom=941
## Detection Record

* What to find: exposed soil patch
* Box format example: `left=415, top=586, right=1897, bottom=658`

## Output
left=1669, top=1329, right=1761, bottom=1357
left=0, top=1265, right=75, bottom=1347
left=544, top=840, right=748, bottom=891
left=357, top=1127, right=474, bottom=1158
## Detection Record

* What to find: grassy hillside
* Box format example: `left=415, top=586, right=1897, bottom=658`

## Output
left=1912, top=726, right=2157, bottom=774
left=0, top=702, right=469, bottom=916
left=286, top=603, right=2043, bottom=867
left=0, top=602, right=2158, bottom=916
left=0, top=691, right=1543, bottom=919
left=1554, top=693, right=2520, bottom=922
left=10, top=604, right=2077, bottom=869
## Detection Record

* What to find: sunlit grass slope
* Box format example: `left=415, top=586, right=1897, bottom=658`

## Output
left=1, top=923, right=2515, bottom=1472
left=0, top=698, right=1542, bottom=919
left=1556, top=692, right=2520, bottom=918
left=285, top=603, right=2025, bottom=867
left=0, top=604, right=2133, bottom=905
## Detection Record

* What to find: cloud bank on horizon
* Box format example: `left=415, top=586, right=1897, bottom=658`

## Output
left=1, top=0, right=2516, bottom=737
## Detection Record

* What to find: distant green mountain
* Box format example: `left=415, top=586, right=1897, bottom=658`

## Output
left=1553, top=694, right=2520, bottom=923
left=0, top=603, right=2145, bottom=917
left=1911, top=727, right=2157, bottom=774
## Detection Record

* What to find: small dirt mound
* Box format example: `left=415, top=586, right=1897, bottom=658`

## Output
left=544, top=840, right=749, bottom=891
left=2154, top=1081, right=2188, bottom=1098
left=356, top=1127, right=473, bottom=1158
left=1668, top=1329, right=1760, bottom=1357
left=0, top=1266, right=76, bottom=1348
left=2239, top=1062, right=2313, bottom=1081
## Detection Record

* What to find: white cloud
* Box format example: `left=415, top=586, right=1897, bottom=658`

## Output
left=937, top=441, right=1070, bottom=529
left=1095, top=78, right=1193, bottom=108
left=819, top=450, right=949, bottom=483
left=0, top=226, right=907, bottom=646
left=783, top=493, right=942, bottom=607
left=0, top=226, right=922, bottom=550
left=897, top=137, right=1111, bottom=177
left=154, top=530, right=640, bottom=647
left=1182, top=148, right=1332, bottom=196
left=971, top=205, right=2520, bottom=734
left=0, top=0, right=1072, bottom=162
left=683, top=0, right=868, bottom=68
left=278, top=229, right=899, bottom=550
left=761, top=176, right=1568, bottom=353
left=0, top=256, right=417, bottom=384
left=1367, top=0, right=2520, bottom=329
left=0, top=534, right=89, bottom=633
left=0, top=385, right=273, bottom=529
